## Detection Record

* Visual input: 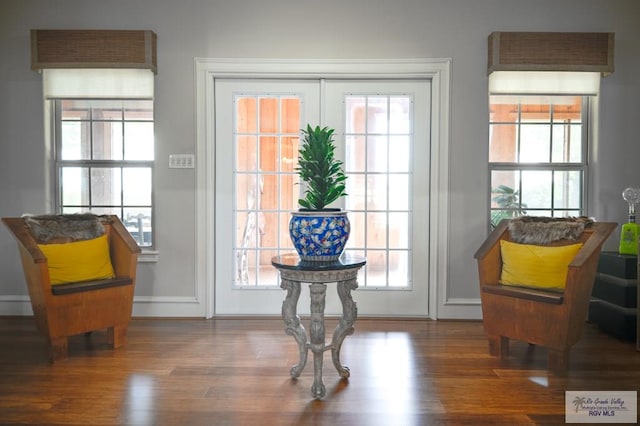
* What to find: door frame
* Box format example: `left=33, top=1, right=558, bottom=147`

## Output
left=195, top=58, right=452, bottom=319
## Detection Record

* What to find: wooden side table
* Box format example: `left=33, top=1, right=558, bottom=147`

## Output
left=271, top=253, right=366, bottom=399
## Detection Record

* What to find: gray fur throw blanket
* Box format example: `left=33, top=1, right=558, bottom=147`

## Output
left=23, top=213, right=105, bottom=243
left=507, top=216, right=593, bottom=245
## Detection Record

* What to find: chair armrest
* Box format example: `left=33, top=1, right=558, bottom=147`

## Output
left=102, top=215, right=141, bottom=278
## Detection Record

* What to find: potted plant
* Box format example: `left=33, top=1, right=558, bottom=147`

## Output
left=289, top=125, right=350, bottom=261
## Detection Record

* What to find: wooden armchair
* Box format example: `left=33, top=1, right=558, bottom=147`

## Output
left=2, top=214, right=140, bottom=363
left=474, top=218, right=616, bottom=373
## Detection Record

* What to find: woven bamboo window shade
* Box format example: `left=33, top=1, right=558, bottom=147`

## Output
left=488, top=32, right=614, bottom=95
left=31, top=29, right=157, bottom=74
left=488, top=32, right=614, bottom=75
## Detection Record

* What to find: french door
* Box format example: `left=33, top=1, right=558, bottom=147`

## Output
left=214, top=78, right=431, bottom=316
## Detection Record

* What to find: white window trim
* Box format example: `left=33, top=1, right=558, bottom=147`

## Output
left=195, top=58, right=454, bottom=319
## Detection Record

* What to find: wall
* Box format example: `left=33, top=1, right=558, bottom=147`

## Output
left=1, top=0, right=639, bottom=318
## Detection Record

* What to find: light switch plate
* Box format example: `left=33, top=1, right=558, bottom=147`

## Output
left=169, top=154, right=195, bottom=169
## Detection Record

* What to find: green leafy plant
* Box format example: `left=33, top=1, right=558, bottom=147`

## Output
left=296, top=124, right=347, bottom=210
left=490, top=184, right=527, bottom=228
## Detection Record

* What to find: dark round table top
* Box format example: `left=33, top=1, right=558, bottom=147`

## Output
left=271, top=253, right=366, bottom=271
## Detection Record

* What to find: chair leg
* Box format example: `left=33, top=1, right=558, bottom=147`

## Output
left=488, top=335, right=509, bottom=359
left=48, top=336, right=68, bottom=363
left=548, top=349, right=569, bottom=374
left=107, top=326, right=128, bottom=348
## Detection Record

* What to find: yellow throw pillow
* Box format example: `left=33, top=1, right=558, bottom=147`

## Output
left=499, top=240, right=583, bottom=291
left=39, top=234, right=115, bottom=285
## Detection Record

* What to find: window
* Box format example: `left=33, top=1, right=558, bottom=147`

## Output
left=489, top=95, right=588, bottom=228
left=54, top=99, right=154, bottom=247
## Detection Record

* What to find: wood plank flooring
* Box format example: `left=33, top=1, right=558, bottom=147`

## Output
left=0, top=317, right=638, bottom=425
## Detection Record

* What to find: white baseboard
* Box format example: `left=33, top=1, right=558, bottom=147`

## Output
left=0, top=295, right=207, bottom=318
left=437, top=297, right=483, bottom=320
left=1, top=295, right=483, bottom=319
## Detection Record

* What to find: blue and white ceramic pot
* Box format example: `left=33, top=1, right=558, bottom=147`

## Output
left=289, top=210, right=350, bottom=261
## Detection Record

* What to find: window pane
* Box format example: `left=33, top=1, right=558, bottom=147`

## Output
left=91, top=167, right=121, bottom=206
left=123, top=100, right=153, bottom=121
left=521, top=170, right=552, bottom=209
left=490, top=170, right=524, bottom=227
left=92, top=121, right=123, bottom=160
left=123, top=168, right=152, bottom=205
left=489, top=124, right=517, bottom=162
left=61, top=99, right=90, bottom=120
left=90, top=207, right=121, bottom=216
left=91, top=100, right=123, bottom=120
left=124, top=207, right=152, bottom=246
left=61, top=167, right=88, bottom=205
left=519, top=124, right=550, bottom=163
left=553, top=96, right=582, bottom=123
left=554, top=171, right=581, bottom=210
left=552, top=123, right=582, bottom=163
left=61, top=121, right=90, bottom=160
left=124, top=122, right=154, bottom=160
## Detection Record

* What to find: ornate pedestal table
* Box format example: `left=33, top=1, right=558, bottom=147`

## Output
left=271, top=253, right=366, bottom=399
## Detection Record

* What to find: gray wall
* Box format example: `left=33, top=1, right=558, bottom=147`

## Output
left=1, top=0, right=639, bottom=316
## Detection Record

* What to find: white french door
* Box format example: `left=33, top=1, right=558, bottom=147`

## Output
left=324, top=80, right=431, bottom=316
left=214, top=78, right=431, bottom=316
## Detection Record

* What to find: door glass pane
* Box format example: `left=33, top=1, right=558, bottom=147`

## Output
left=345, top=94, right=413, bottom=288
left=233, top=95, right=300, bottom=287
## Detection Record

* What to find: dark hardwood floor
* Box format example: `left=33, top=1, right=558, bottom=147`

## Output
left=0, top=317, right=638, bottom=425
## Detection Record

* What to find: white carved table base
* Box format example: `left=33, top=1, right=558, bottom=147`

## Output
left=273, top=255, right=365, bottom=399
